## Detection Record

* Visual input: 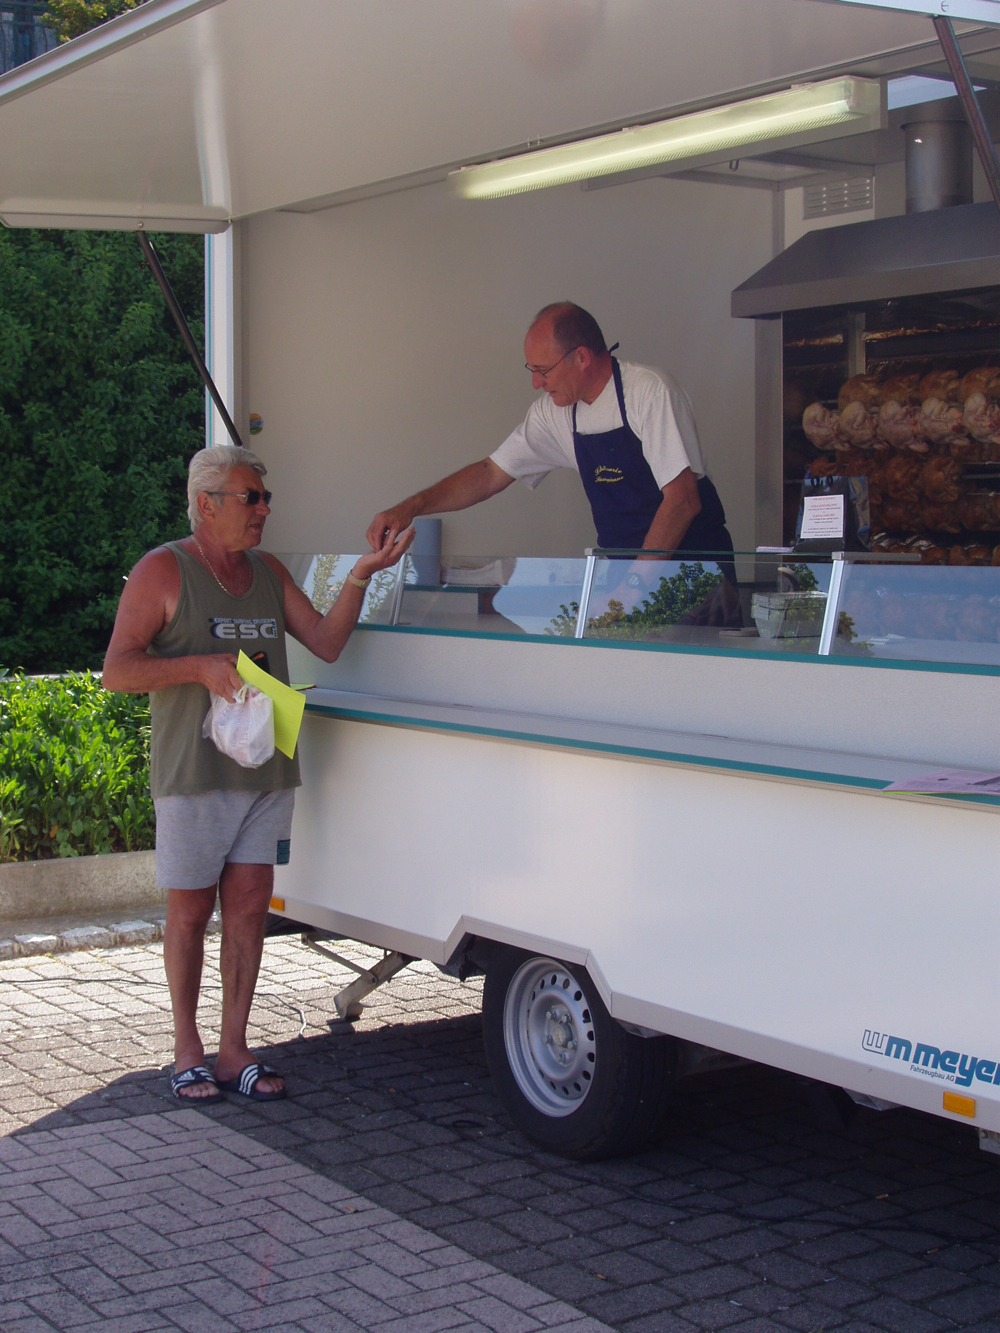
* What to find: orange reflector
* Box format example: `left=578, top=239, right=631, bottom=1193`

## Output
left=270, top=897, right=285, bottom=912
left=943, top=1091, right=975, bottom=1118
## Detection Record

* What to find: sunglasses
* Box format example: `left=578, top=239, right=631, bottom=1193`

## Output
left=206, top=489, right=272, bottom=507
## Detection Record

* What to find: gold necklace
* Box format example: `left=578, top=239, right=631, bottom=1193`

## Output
left=193, top=535, right=250, bottom=597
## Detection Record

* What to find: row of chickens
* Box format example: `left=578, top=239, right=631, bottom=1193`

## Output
left=840, top=588, right=1000, bottom=642
left=869, top=533, right=1000, bottom=565
left=802, top=367, right=1000, bottom=460
left=808, top=449, right=1000, bottom=535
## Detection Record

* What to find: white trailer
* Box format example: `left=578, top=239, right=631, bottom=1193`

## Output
left=3, top=0, right=998, bottom=1158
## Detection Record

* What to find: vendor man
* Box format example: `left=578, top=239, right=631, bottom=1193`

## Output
left=367, top=302, right=733, bottom=557
left=103, top=444, right=411, bottom=1104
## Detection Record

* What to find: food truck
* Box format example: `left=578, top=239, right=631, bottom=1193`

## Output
left=2, top=0, right=998, bottom=1158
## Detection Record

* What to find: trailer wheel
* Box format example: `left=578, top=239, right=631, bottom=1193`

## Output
left=482, top=947, right=677, bottom=1160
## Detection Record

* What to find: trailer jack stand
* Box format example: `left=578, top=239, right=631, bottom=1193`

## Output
left=301, top=933, right=414, bottom=1021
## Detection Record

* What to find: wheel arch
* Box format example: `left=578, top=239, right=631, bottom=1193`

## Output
left=441, top=924, right=613, bottom=1010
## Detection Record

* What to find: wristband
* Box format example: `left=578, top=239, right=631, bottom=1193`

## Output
left=346, top=572, right=371, bottom=590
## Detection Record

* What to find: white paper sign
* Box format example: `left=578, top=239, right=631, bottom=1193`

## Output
left=884, top=769, right=1000, bottom=795
left=817, top=0, right=1000, bottom=22
left=800, top=494, right=845, bottom=541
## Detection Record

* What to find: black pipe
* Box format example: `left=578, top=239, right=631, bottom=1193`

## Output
left=932, top=15, right=1000, bottom=215
left=136, top=229, right=245, bottom=448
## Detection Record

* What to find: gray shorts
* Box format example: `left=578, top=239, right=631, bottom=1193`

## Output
left=154, top=789, right=295, bottom=890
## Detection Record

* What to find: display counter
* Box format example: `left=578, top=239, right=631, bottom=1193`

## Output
left=276, top=551, right=999, bottom=1148
left=282, top=548, right=1000, bottom=670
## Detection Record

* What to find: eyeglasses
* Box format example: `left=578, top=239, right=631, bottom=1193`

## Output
left=207, top=489, right=272, bottom=507
left=525, top=346, right=579, bottom=378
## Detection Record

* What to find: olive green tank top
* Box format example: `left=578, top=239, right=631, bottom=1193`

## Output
left=148, top=542, right=301, bottom=798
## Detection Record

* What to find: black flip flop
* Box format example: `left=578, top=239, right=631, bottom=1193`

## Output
left=170, top=1065, right=224, bottom=1105
left=215, top=1062, right=287, bottom=1102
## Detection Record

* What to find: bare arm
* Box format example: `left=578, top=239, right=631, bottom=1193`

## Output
left=102, top=549, right=243, bottom=701
left=366, top=458, right=514, bottom=551
left=264, top=528, right=414, bottom=664
left=640, top=468, right=702, bottom=555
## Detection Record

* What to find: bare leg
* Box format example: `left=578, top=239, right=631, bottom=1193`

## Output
left=212, top=862, right=283, bottom=1096
left=163, top=885, right=218, bottom=1098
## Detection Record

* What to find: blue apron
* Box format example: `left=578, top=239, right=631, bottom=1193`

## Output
left=572, top=359, right=733, bottom=555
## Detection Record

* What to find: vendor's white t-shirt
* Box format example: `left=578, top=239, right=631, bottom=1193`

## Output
left=490, top=360, right=706, bottom=491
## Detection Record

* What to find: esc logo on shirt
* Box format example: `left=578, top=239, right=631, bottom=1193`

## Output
left=209, top=616, right=278, bottom=641
left=594, top=465, right=623, bottom=484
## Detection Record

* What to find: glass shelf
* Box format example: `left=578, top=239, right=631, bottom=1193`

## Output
left=275, top=551, right=1000, bottom=670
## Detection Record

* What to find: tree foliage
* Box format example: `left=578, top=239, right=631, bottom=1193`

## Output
left=585, top=563, right=724, bottom=638
left=42, top=0, right=148, bottom=42
left=610, top=563, right=723, bottom=627
left=0, top=228, right=205, bottom=671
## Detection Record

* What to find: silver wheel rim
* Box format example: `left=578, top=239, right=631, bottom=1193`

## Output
left=502, top=957, right=596, bottom=1117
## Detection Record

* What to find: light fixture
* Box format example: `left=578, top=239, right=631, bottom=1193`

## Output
left=451, top=78, right=883, bottom=200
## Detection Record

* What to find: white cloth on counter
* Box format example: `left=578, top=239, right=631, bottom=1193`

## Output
left=490, top=359, right=706, bottom=492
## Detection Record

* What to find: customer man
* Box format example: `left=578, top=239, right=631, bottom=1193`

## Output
left=367, top=302, right=733, bottom=557
left=103, top=444, right=411, bottom=1103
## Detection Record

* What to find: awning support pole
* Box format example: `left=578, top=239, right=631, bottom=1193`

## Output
left=932, top=16, right=1000, bottom=215
left=136, top=229, right=245, bottom=448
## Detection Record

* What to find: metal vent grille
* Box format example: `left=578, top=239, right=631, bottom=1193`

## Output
left=803, top=176, right=874, bottom=220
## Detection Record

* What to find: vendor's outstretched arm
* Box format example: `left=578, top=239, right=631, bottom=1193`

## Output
left=366, top=458, right=514, bottom=551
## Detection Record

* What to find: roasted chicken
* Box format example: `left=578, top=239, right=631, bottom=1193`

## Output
left=802, top=402, right=844, bottom=451
left=918, top=397, right=968, bottom=447
left=962, top=392, right=1000, bottom=445
left=839, top=400, right=878, bottom=449
left=877, top=400, right=922, bottom=451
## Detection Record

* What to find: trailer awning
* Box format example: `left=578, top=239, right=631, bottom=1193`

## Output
left=0, top=0, right=988, bottom=232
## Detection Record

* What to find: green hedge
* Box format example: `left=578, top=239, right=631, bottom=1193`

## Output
left=0, top=228, right=204, bottom=673
left=0, top=670, right=153, bottom=862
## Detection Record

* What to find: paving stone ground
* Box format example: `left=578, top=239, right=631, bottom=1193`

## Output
left=0, top=1109, right=610, bottom=1333
left=0, top=937, right=997, bottom=1333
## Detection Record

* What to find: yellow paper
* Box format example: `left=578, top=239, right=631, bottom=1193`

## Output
left=236, top=651, right=306, bottom=759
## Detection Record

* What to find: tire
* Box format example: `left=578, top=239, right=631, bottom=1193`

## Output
left=482, top=946, right=678, bottom=1160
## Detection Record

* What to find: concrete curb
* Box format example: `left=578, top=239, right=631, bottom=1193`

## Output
left=0, top=849, right=163, bottom=921
left=0, top=913, right=222, bottom=961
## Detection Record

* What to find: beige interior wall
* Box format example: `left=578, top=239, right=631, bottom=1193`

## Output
left=244, top=174, right=772, bottom=559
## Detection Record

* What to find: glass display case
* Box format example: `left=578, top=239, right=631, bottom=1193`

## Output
left=281, top=551, right=1000, bottom=670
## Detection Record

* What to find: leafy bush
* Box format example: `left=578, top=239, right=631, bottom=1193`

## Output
left=0, top=670, right=153, bottom=861
left=0, top=228, right=204, bottom=673
left=43, top=0, right=149, bottom=42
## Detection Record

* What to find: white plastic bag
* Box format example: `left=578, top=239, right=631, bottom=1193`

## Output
left=202, top=684, right=275, bottom=768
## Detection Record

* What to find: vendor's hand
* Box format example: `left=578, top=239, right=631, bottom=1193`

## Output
left=354, top=526, right=415, bottom=581
left=366, top=503, right=416, bottom=553
left=199, top=654, right=242, bottom=702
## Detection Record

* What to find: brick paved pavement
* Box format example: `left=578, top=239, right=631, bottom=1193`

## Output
left=0, top=1109, right=611, bottom=1333
left=0, top=938, right=997, bottom=1333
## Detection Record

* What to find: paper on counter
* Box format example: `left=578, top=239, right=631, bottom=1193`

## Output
left=236, top=650, right=306, bottom=759
left=799, top=494, right=844, bottom=541
left=883, top=769, right=1000, bottom=795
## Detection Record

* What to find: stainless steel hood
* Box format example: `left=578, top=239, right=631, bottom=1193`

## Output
left=731, top=201, right=1000, bottom=317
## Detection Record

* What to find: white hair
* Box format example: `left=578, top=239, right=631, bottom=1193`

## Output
left=187, top=445, right=267, bottom=531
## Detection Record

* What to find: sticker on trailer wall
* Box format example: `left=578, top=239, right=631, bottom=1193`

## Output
left=863, top=1028, right=1000, bottom=1088
left=249, top=413, right=263, bottom=435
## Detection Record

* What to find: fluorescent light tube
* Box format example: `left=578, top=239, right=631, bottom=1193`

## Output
left=452, top=78, right=882, bottom=200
